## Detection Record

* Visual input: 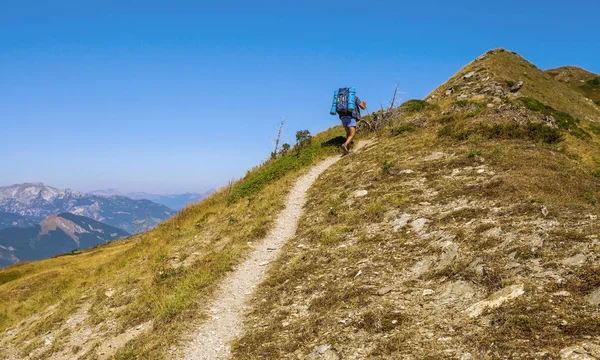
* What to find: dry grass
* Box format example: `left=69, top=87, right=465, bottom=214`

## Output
left=0, top=127, right=347, bottom=359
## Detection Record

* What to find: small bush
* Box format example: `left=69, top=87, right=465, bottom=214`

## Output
left=506, top=80, right=515, bottom=87
left=585, top=192, right=598, bottom=205
left=439, top=114, right=456, bottom=124
left=595, top=100, right=600, bottom=107
left=400, top=99, right=430, bottom=112
left=392, top=124, right=416, bottom=136
left=381, top=160, right=394, bottom=174
left=466, top=150, right=481, bottom=158
left=587, top=77, right=600, bottom=87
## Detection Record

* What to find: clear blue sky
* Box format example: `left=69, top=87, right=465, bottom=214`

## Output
left=1, top=0, right=599, bottom=193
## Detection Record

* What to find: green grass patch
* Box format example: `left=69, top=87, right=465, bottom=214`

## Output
left=519, top=97, right=578, bottom=130
left=585, top=192, right=598, bottom=205
left=400, top=99, right=431, bottom=112
left=392, top=123, right=416, bottom=136
left=570, top=127, right=592, bottom=141
left=466, top=150, right=481, bottom=158
left=228, top=133, right=340, bottom=202
left=0, top=270, right=23, bottom=286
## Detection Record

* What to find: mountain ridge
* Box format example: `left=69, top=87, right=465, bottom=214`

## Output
left=0, top=212, right=129, bottom=268
left=0, top=182, right=175, bottom=233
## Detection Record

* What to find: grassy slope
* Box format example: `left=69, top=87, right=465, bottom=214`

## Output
left=546, top=66, right=600, bottom=105
left=0, top=126, right=347, bottom=359
left=232, top=50, right=600, bottom=358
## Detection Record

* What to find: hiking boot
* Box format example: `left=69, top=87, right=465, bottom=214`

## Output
left=341, top=143, right=350, bottom=154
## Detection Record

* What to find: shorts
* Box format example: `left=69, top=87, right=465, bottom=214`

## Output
left=340, top=116, right=357, bottom=128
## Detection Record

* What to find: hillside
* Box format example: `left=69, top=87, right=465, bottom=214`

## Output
left=1, top=49, right=600, bottom=359
left=230, top=49, right=600, bottom=359
left=0, top=213, right=130, bottom=268
left=546, top=66, right=600, bottom=106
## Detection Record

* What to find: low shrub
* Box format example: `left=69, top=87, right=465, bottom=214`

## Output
left=392, top=123, right=416, bottom=135
left=587, top=77, right=600, bottom=87
left=400, top=99, right=430, bottom=112
left=519, top=97, right=577, bottom=130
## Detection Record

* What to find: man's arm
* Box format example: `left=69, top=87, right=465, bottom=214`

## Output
left=359, top=100, right=367, bottom=110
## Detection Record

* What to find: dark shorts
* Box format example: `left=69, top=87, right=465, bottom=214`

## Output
left=340, top=116, right=357, bottom=128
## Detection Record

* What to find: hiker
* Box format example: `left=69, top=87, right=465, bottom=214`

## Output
left=340, top=95, right=367, bottom=154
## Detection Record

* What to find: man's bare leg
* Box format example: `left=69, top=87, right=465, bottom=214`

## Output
left=344, top=126, right=356, bottom=148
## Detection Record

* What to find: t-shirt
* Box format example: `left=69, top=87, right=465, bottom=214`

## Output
left=339, top=96, right=362, bottom=120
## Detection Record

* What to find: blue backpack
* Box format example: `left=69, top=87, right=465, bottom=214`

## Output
left=330, top=87, right=356, bottom=115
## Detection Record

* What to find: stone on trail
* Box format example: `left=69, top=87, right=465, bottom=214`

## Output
left=353, top=189, right=368, bottom=198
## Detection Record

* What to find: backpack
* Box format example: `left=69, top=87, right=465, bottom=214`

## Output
left=330, top=87, right=356, bottom=115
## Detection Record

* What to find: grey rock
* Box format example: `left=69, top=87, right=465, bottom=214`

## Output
left=392, top=214, right=411, bottom=232
left=457, top=94, right=469, bottom=101
left=510, top=80, right=524, bottom=92
left=353, top=190, right=368, bottom=198
left=561, top=254, right=587, bottom=267
left=465, top=284, right=525, bottom=318
left=377, top=287, right=393, bottom=296
left=317, top=345, right=331, bottom=354
left=438, top=243, right=459, bottom=269
left=463, top=71, right=475, bottom=80
left=587, top=287, right=600, bottom=306
left=410, top=218, right=429, bottom=232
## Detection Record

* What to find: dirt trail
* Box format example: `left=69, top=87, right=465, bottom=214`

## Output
left=180, top=141, right=372, bottom=360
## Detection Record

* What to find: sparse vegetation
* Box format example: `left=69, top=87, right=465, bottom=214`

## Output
left=520, top=97, right=580, bottom=131
left=466, top=150, right=481, bottom=158
left=438, top=121, right=564, bottom=144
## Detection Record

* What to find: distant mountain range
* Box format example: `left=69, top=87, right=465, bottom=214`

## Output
left=0, top=183, right=175, bottom=234
left=0, top=212, right=129, bottom=268
left=89, top=189, right=213, bottom=210
left=0, top=211, right=37, bottom=229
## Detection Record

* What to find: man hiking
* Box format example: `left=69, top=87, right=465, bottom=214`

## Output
left=340, top=95, right=367, bottom=154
